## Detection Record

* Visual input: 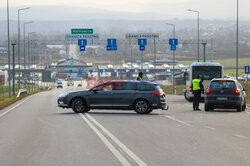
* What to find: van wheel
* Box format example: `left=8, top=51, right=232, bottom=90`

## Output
left=72, top=98, right=87, bottom=113
left=134, top=100, right=150, bottom=114
left=237, top=104, right=242, bottom=112
left=242, top=102, right=246, bottom=111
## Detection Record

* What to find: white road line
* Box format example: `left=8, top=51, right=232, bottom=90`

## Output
left=205, top=126, right=216, bottom=130
left=79, top=114, right=132, bottom=166
left=164, top=115, right=191, bottom=126
left=85, top=113, right=148, bottom=166
left=246, top=111, right=250, bottom=115
left=234, top=134, right=249, bottom=140
left=0, top=96, right=33, bottom=118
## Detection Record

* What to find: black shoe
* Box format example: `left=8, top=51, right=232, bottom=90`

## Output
left=196, top=108, right=201, bottom=111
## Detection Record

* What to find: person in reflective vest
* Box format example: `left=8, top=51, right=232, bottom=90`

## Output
left=136, top=72, right=143, bottom=81
left=191, top=75, right=204, bottom=111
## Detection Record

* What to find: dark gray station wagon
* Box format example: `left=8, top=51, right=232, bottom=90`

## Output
left=58, top=80, right=168, bottom=114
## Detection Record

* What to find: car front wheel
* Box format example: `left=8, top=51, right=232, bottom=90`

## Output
left=72, top=98, right=87, bottom=113
left=134, top=100, right=150, bottom=114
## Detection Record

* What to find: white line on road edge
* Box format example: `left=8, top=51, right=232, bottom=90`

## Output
left=85, top=113, right=148, bottom=166
left=164, top=115, right=191, bottom=126
left=0, top=96, right=33, bottom=118
left=79, top=114, right=132, bottom=166
left=205, top=126, right=216, bottom=130
left=234, top=134, right=249, bottom=140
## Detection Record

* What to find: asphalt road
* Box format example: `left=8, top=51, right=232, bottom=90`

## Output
left=0, top=83, right=250, bottom=166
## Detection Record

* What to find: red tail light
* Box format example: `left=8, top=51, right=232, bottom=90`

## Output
left=231, top=90, right=240, bottom=94
left=219, top=80, right=227, bottom=82
left=189, top=86, right=192, bottom=92
left=151, top=92, right=164, bottom=96
left=206, top=89, right=214, bottom=94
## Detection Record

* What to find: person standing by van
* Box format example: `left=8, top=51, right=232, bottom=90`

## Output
left=192, top=75, right=204, bottom=111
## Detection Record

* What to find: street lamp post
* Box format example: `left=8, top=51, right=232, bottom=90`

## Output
left=7, top=0, right=11, bottom=98
left=23, top=21, right=33, bottom=89
left=12, top=43, right=16, bottom=96
left=188, top=9, right=200, bottom=62
left=166, top=23, right=176, bottom=95
left=18, top=7, right=30, bottom=90
left=236, top=0, right=239, bottom=80
left=28, top=32, right=35, bottom=92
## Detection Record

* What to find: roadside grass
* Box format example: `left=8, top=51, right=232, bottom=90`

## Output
left=0, top=86, right=53, bottom=110
left=162, top=85, right=186, bottom=95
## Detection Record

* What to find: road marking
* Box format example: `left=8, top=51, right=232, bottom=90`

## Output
left=0, top=96, right=33, bottom=118
left=79, top=114, right=132, bottom=166
left=164, top=115, right=191, bottom=126
left=245, top=111, right=250, bottom=115
left=85, top=113, right=147, bottom=166
left=234, top=134, right=249, bottom=140
left=205, top=126, right=216, bottom=130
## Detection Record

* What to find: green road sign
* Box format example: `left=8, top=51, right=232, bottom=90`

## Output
left=71, top=29, right=93, bottom=34
left=67, top=66, right=75, bottom=68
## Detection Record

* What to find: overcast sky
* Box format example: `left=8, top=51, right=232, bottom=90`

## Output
left=0, top=0, right=250, bottom=20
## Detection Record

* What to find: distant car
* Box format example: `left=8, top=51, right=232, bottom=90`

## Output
left=57, top=81, right=63, bottom=88
left=58, top=80, right=168, bottom=114
left=204, top=78, right=247, bottom=112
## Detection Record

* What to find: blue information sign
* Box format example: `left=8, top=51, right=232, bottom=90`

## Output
left=89, top=70, right=93, bottom=74
left=245, top=66, right=250, bottom=74
left=114, top=69, right=118, bottom=73
left=170, top=45, right=176, bottom=51
left=146, top=69, right=150, bottom=73
left=139, top=46, right=145, bottom=51
left=78, top=39, right=87, bottom=46
left=135, top=69, right=139, bottom=73
left=169, top=39, right=178, bottom=45
left=78, top=69, right=83, bottom=74
left=107, top=45, right=117, bottom=51
left=138, top=39, right=147, bottom=46
left=69, top=70, right=72, bottom=74
left=107, top=39, right=117, bottom=46
left=126, top=69, right=130, bottom=73
left=80, top=46, right=85, bottom=51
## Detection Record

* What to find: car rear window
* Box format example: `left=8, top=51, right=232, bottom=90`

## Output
left=137, top=83, right=155, bottom=91
left=209, top=80, right=236, bottom=90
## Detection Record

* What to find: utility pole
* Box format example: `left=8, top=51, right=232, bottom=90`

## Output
left=202, top=41, right=207, bottom=62
left=12, top=43, right=16, bottom=96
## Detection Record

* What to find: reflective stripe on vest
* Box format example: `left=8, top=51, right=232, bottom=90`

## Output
left=192, top=79, right=201, bottom=91
left=136, top=76, right=142, bottom=81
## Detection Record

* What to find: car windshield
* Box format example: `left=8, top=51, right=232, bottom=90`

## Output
left=209, top=80, right=236, bottom=90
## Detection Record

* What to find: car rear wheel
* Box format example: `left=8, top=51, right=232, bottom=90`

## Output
left=134, top=100, right=150, bottom=114
left=237, top=104, right=242, bottom=112
left=72, top=98, right=87, bottom=113
left=205, top=104, right=210, bottom=112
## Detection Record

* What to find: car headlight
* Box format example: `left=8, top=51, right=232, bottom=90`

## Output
left=59, top=93, right=68, bottom=98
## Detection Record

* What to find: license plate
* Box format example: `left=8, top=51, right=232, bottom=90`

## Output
left=217, top=97, right=227, bottom=101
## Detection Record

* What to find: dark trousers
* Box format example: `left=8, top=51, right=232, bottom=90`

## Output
left=193, top=90, right=201, bottom=110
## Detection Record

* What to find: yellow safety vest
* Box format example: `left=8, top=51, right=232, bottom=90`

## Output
left=136, top=76, right=142, bottom=81
left=192, top=79, right=201, bottom=91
